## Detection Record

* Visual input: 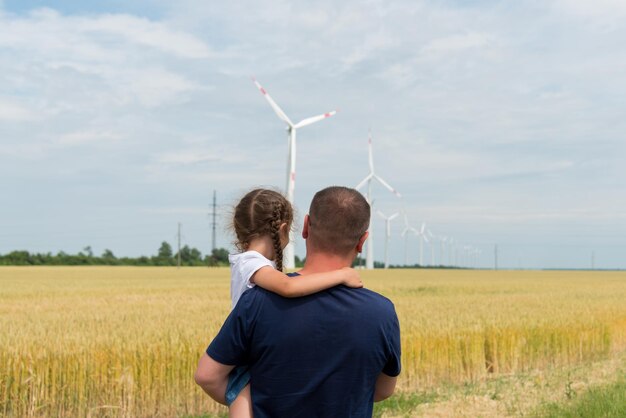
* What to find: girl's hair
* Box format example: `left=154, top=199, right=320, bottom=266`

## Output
left=233, top=189, right=294, bottom=271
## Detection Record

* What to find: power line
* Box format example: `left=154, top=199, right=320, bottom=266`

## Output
left=209, top=190, right=217, bottom=253
left=177, top=222, right=181, bottom=269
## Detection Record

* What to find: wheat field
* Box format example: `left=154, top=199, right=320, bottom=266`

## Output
left=1, top=267, right=625, bottom=417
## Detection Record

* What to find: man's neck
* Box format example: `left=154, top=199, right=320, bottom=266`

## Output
left=299, top=251, right=354, bottom=275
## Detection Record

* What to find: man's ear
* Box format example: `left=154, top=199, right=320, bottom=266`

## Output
left=356, top=231, right=369, bottom=253
left=302, top=215, right=310, bottom=239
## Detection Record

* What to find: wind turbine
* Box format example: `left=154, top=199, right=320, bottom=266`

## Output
left=463, top=246, right=471, bottom=268
left=417, top=222, right=429, bottom=267
left=448, top=237, right=455, bottom=267
left=427, top=230, right=436, bottom=266
left=377, top=210, right=399, bottom=269
left=355, top=130, right=401, bottom=269
left=252, top=77, right=337, bottom=269
left=400, top=212, right=418, bottom=266
left=440, top=236, right=448, bottom=268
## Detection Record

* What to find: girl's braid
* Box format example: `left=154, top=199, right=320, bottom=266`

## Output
left=270, top=202, right=284, bottom=272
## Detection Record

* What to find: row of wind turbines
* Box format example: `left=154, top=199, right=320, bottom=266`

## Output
left=252, top=78, right=482, bottom=269
left=354, top=130, right=482, bottom=269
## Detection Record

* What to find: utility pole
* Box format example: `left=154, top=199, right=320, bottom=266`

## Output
left=494, top=244, right=498, bottom=271
left=591, top=251, right=595, bottom=270
left=210, top=190, right=217, bottom=253
left=177, top=222, right=181, bottom=269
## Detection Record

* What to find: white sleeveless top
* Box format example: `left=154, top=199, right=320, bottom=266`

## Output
left=228, top=250, right=275, bottom=308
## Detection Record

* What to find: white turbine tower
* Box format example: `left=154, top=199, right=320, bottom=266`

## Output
left=427, top=230, right=436, bottom=266
left=440, top=236, right=449, bottom=268
left=400, top=212, right=417, bottom=266
left=417, top=222, right=429, bottom=267
left=252, top=77, right=337, bottom=269
left=448, top=237, right=455, bottom=266
left=356, top=131, right=401, bottom=269
left=377, top=211, right=399, bottom=269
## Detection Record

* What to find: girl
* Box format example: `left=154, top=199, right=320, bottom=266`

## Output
left=226, top=188, right=362, bottom=417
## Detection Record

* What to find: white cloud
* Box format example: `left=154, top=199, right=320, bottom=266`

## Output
left=126, top=68, right=202, bottom=108
left=0, top=143, right=47, bottom=159
left=54, top=131, right=124, bottom=147
left=85, top=13, right=211, bottom=59
left=341, top=29, right=398, bottom=70
left=554, top=0, right=626, bottom=22
left=422, top=32, right=492, bottom=55
left=0, top=8, right=210, bottom=108
left=0, top=8, right=211, bottom=59
left=0, top=100, right=35, bottom=121
left=154, top=151, right=221, bottom=165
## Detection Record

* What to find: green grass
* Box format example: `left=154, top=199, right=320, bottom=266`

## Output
left=183, top=392, right=438, bottom=418
left=373, top=391, right=439, bottom=417
left=533, top=379, right=626, bottom=418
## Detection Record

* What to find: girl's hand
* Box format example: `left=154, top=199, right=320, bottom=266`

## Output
left=342, top=267, right=363, bottom=288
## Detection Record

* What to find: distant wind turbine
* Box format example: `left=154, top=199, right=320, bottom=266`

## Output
left=417, top=222, right=428, bottom=267
left=377, top=210, right=399, bottom=269
left=440, top=236, right=448, bottom=268
left=356, top=130, right=401, bottom=269
left=252, top=77, right=337, bottom=269
left=448, top=237, right=455, bottom=267
left=401, top=211, right=418, bottom=265
left=427, top=229, right=436, bottom=266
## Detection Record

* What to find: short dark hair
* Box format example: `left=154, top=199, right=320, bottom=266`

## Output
left=308, top=186, right=370, bottom=254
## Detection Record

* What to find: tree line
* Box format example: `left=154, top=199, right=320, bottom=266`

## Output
left=0, top=245, right=451, bottom=268
left=0, top=242, right=231, bottom=267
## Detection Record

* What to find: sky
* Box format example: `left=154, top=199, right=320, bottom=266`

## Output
left=1, top=0, right=625, bottom=269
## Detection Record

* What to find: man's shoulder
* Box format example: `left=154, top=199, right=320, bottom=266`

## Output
left=237, top=283, right=397, bottom=319
left=357, top=286, right=394, bottom=303
left=348, top=287, right=397, bottom=314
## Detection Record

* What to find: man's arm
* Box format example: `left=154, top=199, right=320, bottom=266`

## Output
left=196, top=288, right=256, bottom=403
left=374, top=372, right=397, bottom=402
left=375, top=302, right=401, bottom=402
left=194, top=352, right=235, bottom=405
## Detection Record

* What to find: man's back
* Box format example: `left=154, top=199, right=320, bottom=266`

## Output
left=207, top=284, right=401, bottom=418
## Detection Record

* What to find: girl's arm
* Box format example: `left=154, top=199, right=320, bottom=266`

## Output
left=251, top=266, right=362, bottom=298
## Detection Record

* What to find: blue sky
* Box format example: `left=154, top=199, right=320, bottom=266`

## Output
left=1, top=0, right=625, bottom=269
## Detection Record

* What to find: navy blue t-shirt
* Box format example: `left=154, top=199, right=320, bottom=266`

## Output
left=206, top=277, right=401, bottom=418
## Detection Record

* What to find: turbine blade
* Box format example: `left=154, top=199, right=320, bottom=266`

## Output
left=373, top=174, right=401, bottom=197
left=294, top=110, right=337, bottom=129
left=420, top=223, right=426, bottom=234
left=355, top=173, right=373, bottom=191
left=377, top=210, right=387, bottom=219
left=389, top=213, right=399, bottom=221
left=251, top=77, right=293, bottom=127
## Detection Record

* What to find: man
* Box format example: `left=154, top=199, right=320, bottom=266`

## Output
left=195, top=186, right=401, bottom=417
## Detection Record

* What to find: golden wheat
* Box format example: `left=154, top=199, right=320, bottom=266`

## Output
left=1, top=267, right=625, bottom=417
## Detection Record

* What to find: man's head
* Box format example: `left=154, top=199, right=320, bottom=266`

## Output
left=304, top=186, right=370, bottom=259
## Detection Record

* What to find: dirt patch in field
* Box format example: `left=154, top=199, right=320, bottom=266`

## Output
left=383, top=351, right=626, bottom=417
